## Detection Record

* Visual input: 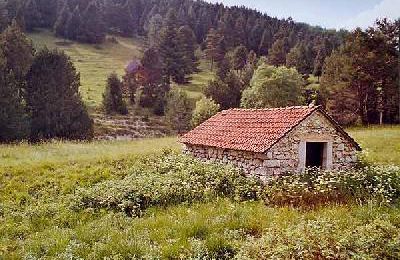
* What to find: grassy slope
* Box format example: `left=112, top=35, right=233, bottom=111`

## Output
left=28, top=30, right=143, bottom=109
left=28, top=30, right=214, bottom=109
left=0, top=128, right=399, bottom=258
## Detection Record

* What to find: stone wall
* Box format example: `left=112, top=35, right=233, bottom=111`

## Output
left=183, top=111, right=359, bottom=180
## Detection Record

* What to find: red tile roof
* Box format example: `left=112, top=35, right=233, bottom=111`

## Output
left=180, top=106, right=361, bottom=153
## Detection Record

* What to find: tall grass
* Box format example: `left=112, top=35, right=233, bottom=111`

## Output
left=348, top=125, right=400, bottom=165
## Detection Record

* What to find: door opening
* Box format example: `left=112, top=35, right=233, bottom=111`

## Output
left=306, top=142, right=326, bottom=169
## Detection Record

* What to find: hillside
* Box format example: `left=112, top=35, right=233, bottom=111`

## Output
left=28, top=29, right=144, bottom=109
left=28, top=30, right=212, bottom=106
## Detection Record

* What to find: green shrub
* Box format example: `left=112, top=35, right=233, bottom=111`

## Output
left=264, top=165, right=400, bottom=207
left=70, top=152, right=263, bottom=216
left=191, top=97, right=220, bottom=128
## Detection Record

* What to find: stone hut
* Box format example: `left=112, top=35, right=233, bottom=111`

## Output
left=180, top=106, right=361, bottom=179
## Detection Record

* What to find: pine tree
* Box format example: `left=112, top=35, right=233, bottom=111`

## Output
left=26, top=48, right=93, bottom=140
left=147, top=14, right=163, bottom=47
left=232, top=45, right=248, bottom=72
left=104, top=0, right=134, bottom=36
left=142, top=47, right=169, bottom=115
left=22, top=0, right=41, bottom=31
left=286, top=41, right=313, bottom=75
left=177, top=25, right=198, bottom=77
left=0, top=0, right=8, bottom=32
left=0, top=21, right=34, bottom=82
left=205, top=28, right=225, bottom=71
left=204, top=71, right=244, bottom=110
left=0, top=49, right=29, bottom=142
left=267, top=37, right=291, bottom=66
left=258, top=28, right=273, bottom=56
left=103, top=73, right=128, bottom=115
left=78, top=1, right=106, bottom=44
left=158, top=9, right=185, bottom=84
left=65, top=6, right=82, bottom=40
left=53, top=1, right=71, bottom=37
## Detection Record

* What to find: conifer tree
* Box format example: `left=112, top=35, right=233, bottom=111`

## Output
left=158, top=9, right=185, bottom=83
left=286, top=41, right=313, bottom=75
left=147, top=14, right=163, bottom=47
left=78, top=1, right=106, bottom=44
left=267, top=37, right=291, bottom=66
left=205, top=28, right=225, bottom=71
left=0, top=0, right=9, bottom=31
left=103, top=73, right=128, bottom=115
left=177, top=25, right=198, bottom=76
left=258, top=28, right=273, bottom=56
left=53, top=1, right=71, bottom=37
left=22, top=0, right=41, bottom=31
left=0, top=49, right=29, bottom=142
left=0, top=21, right=34, bottom=82
left=65, top=6, right=82, bottom=40
left=232, top=45, right=248, bottom=72
left=26, top=48, right=93, bottom=140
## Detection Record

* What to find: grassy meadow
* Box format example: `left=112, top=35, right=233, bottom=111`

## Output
left=349, top=125, right=400, bottom=165
left=28, top=30, right=214, bottom=109
left=0, top=127, right=399, bottom=258
left=28, top=30, right=143, bottom=109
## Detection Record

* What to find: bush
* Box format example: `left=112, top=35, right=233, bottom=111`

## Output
left=191, top=97, right=220, bottom=127
left=70, top=152, right=263, bottom=217
left=164, top=88, right=193, bottom=133
left=264, top=165, right=400, bottom=207
left=102, top=73, right=128, bottom=115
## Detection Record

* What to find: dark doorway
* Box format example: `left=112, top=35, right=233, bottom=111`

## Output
left=306, top=142, right=325, bottom=168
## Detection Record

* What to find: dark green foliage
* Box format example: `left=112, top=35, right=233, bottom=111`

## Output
left=0, top=50, right=29, bottom=142
left=158, top=9, right=186, bottom=84
left=321, top=20, right=399, bottom=125
left=177, top=25, right=199, bottom=77
left=104, top=0, right=134, bottom=36
left=204, top=71, right=244, bottom=110
left=26, top=48, right=93, bottom=140
left=164, top=88, right=193, bottom=133
left=0, top=0, right=8, bottom=31
left=286, top=41, right=314, bottom=75
left=138, top=48, right=170, bottom=115
left=205, top=28, right=225, bottom=71
left=232, top=45, right=248, bottom=71
left=53, top=1, right=71, bottom=37
left=0, top=21, right=34, bottom=81
left=65, top=6, right=81, bottom=40
left=103, top=73, right=128, bottom=115
left=78, top=1, right=106, bottom=44
left=147, top=13, right=163, bottom=47
left=267, top=37, right=291, bottom=66
left=22, top=0, right=42, bottom=31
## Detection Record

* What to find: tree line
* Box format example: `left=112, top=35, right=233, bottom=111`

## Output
left=0, top=22, right=92, bottom=142
left=0, top=0, right=345, bottom=77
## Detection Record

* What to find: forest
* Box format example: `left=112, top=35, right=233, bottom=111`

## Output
left=0, top=0, right=399, bottom=142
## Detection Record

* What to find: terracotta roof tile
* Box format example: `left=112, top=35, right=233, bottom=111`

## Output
left=180, top=106, right=319, bottom=153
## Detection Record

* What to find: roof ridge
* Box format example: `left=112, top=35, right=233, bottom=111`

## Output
left=228, top=105, right=318, bottom=112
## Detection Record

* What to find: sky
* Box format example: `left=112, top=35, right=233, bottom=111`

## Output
left=206, top=0, right=400, bottom=29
